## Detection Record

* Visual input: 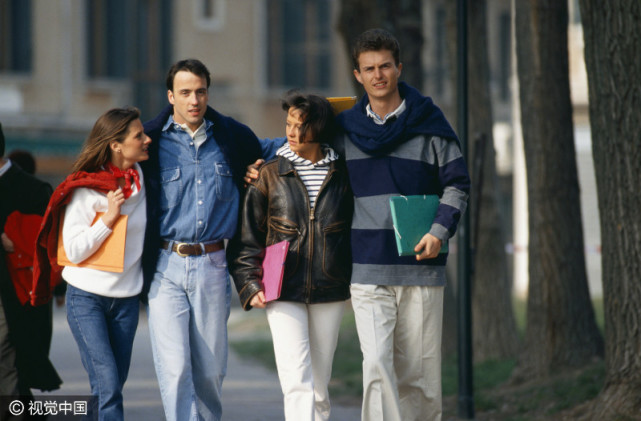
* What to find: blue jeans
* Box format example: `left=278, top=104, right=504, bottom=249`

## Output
left=147, top=248, right=231, bottom=421
left=66, top=284, right=139, bottom=421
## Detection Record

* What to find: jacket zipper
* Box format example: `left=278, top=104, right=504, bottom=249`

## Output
left=293, top=166, right=335, bottom=303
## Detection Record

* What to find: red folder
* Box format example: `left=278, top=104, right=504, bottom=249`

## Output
left=261, top=240, right=289, bottom=302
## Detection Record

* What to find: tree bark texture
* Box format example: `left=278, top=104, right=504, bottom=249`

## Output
left=578, top=0, right=641, bottom=417
left=467, top=0, right=519, bottom=362
left=513, top=0, right=603, bottom=381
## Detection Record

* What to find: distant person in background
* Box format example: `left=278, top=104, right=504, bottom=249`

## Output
left=228, top=92, right=353, bottom=421
left=32, top=108, right=150, bottom=421
left=0, top=125, right=61, bottom=415
left=3, top=150, right=43, bottom=302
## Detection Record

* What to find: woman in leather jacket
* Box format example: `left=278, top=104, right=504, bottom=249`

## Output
left=228, top=92, right=352, bottom=421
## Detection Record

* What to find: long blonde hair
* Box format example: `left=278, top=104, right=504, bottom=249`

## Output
left=71, top=107, right=141, bottom=173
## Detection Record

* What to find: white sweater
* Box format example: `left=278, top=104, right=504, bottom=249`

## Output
left=62, top=163, right=146, bottom=297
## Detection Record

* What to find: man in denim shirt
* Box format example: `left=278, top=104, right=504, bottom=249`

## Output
left=141, top=59, right=280, bottom=421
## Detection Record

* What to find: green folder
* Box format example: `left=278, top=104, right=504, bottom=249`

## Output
left=389, top=195, right=448, bottom=256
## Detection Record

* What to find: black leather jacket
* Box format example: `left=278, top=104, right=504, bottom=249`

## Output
left=227, top=156, right=353, bottom=310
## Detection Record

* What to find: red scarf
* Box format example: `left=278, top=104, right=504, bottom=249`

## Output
left=105, top=162, right=140, bottom=199
left=32, top=171, right=119, bottom=306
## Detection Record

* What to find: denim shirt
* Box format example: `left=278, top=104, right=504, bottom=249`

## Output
left=158, top=116, right=239, bottom=242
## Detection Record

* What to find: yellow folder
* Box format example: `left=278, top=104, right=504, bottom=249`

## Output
left=57, top=212, right=128, bottom=273
left=327, top=96, right=357, bottom=114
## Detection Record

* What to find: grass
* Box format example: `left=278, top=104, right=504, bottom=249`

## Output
left=229, top=297, right=606, bottom=418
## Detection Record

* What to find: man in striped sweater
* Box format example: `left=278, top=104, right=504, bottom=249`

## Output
left=335, top=29, right=470, bottom=421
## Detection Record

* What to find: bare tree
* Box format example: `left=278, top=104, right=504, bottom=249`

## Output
left=512, top=0, right=603, bottom=381
left=578, top=0, right=641, bottom=417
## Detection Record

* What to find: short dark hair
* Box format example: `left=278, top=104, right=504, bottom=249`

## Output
left=8, top=150, right=36, bottom=175
left=0, top=122, right=4, bottom=158
left=281, top=91, right=336, bottom=144
left=351, top=28, right=401, bottom=71
left=166, top=59, right=211, bottom=91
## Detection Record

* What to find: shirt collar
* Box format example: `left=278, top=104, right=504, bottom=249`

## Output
left=276, top=143, right=338, bottom=166
left=162, top=115, right=212, bottom=136
left=366, top=99, right=407, bottom=125
left=0, top=159, right=12, bottom=177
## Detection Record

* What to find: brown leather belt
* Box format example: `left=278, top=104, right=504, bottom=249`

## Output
left=161, top=240, right=224, bottom=257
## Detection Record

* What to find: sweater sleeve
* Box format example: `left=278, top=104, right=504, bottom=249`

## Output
left=62, top=188, right=113, bottom=264
left=429, top=136, right=470, bottom=241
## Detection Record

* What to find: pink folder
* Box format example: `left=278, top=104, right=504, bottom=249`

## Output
left=261, top=240, right=289, bottom=302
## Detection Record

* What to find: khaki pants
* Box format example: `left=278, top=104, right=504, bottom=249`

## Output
left=351, top=284, right=444, bottom=421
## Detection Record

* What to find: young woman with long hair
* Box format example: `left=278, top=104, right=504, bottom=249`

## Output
left=33, top=107, right=151, bottom=420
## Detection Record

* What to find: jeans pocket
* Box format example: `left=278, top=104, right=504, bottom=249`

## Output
left=207, top=249, right=228, bottom=268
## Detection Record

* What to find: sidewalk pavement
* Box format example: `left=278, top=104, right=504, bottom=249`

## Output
left=44, top=294, right=361, bottom=420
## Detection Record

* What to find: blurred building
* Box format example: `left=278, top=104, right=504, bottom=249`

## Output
left=0, top=0, right=588, bottom=154
left=0, top=0, right=355, bottom=139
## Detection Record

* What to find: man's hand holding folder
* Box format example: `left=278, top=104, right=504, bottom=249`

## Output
left=414, top=233, right=443, bottom=261
left=389, top=194, right=448, bottom=259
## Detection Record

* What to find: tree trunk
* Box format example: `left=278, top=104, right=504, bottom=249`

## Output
left=467, top=0, right=519, bottom=362
left=512, top=0, right=603, bottom=381
left=578, top=0, right=641, bottom=417
left=441, top=0, right=520, bottom=362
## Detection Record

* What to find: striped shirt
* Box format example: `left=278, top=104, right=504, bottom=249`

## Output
left=276, top=143, right=338, bottom=209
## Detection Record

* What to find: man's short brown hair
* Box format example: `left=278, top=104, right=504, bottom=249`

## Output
left=351, top=28, right=401, bottom=71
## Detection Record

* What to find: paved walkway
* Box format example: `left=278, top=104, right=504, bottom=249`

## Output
left=44, top=297, right=361, bottom=420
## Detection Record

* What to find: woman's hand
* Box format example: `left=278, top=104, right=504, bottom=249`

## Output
left=101, top=188, right=125, bottom=228
left=249, top=291, right=267, bottom=309
left=244, top=159, right=264, bottom=186
left=1, top=232, right=15, bottom=253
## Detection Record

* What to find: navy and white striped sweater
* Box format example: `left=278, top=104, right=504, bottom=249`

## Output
left=336, top=82, right=470, bottom=286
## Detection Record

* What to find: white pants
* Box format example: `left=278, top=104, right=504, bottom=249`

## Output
left=350, top=284, right=444, bottom=421
left=266, top=300, right=346, bottom=421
